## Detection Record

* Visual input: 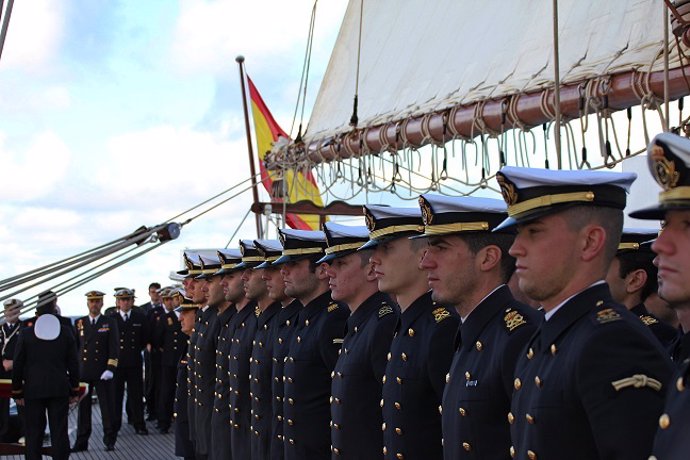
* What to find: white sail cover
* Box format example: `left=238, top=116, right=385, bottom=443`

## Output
left=306, top=0, right=675, bottom=143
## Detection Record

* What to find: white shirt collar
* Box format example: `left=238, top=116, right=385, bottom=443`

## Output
left=544, top=280, right=606, bottom=321
left=89, top=314, right=101, bottom=323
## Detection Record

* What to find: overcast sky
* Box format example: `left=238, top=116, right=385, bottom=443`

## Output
left=0, top=0, right=349, bottom=316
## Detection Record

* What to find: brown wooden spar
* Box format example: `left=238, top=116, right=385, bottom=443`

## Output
left=293, top=66, right=690, bottom=165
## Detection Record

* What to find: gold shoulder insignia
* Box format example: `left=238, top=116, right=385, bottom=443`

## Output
left=640, top=315, right=659, bottom=326
left=167, top=317, right=173, bottom=326
left=432, top=307, right=450, bottom=323
left=255, top=305, right=261, bottom=317
left=327, top=303, right=339, bottom=313
left=504, top=309, right=527, bottom=332
left=596, top=308, right=621, bottom=324
left=378, top=304, right=394, bottom=318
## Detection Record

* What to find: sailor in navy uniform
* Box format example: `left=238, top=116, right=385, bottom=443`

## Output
left=415, top=194, right=541, bottom=459
left=0, top=299, right=23, bottom=442
left=12, top=312, right=79, bottom=460
left=227, top=240, right=267, bottom=460
left=72, top=290, right=120, bottom=452
left=497, top=166, right=673, bottom=460
left=605, top=228, right=680, bottom=353
left=110, top=288, right=150, bottom=435
left=191, top=253, right=222, bottom=460
left=153, top=288, right=184, bottom=434
left=209, top=248, right=242, bottom=460
left=364, top=205, right=459, bottom=460
left=178, top=251, right=203, bottom=449
left=628, top=133, right=690, bottom=460
left=268, top=283, right=301, bottom=459
left=320, top=222, right=397, bottom=459
left=174, top=295, right=199, bottom=460
left=249, top=239, right=288, bottom=460
left=275, top=229, right=349, bottom=460
left=145, top=283, right=165, bottom=423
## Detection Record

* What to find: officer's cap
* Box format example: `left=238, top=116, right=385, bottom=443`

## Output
left=414, top=194, right=508, bottom=238
left=85, top=290, right=106, bottom=300
left=317, top=223, right=369, bottom=264
left=630, top=133, right=690, bottom=219
left=617, top=227, right=659, bottom=254
left=494, top=166, right=636, bottom=231
left=214, top=248, right=243, bottom=276
left=174, top=296, right=199, bottom=312
left=254, top=239, right=284, bottom=269
left=3, top=299, right=22, bottom=322
left=160, top=287, right=174, bottom=299
left=359, top=205, right=423, bottom=250
left=114, top=288, right=136, bottom=299
left=231, top=240, right=266, bottom=270
left=194, top=252, right=223, bottom=280
left=272, top=229, right=328, bottom=266
left=176, top=251, right=202, bottom=278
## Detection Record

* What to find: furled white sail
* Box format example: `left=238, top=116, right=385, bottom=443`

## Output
left=305, top=0, right=675, bottom=144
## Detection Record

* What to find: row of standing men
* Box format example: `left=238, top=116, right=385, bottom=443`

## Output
left=173, top=132, right=690, bottom=460
left=2, top=284, right=187, bottom=457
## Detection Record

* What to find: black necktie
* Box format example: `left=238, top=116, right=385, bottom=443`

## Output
left=124, top=313, right=129, bottom=322
left=92, top=318, right=96, bottom=326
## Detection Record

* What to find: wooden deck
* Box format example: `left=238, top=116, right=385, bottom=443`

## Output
left=3, top=401, right=176, bottom=459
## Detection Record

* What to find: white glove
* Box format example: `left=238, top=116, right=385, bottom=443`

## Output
left=100, top=370, right=114, bottom=381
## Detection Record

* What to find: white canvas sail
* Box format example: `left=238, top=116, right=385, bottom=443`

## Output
left=304, top=0, right=682, bottom=153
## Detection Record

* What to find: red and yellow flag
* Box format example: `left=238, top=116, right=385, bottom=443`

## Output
left=248, top=77, right=323, bottom=230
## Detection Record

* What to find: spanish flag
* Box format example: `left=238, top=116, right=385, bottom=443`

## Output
left=248, top=77, right=324, bottom=230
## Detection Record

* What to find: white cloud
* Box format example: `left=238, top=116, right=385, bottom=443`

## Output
left=169, top=0, right=348, bottom=75
left=0, top=130, right=72, bottom=201
left=1, top=0, right=64, bottom=71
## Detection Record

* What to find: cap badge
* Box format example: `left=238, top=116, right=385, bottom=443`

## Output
left=419, top=197, right=433, bottom=225
left=651, top=144, right=679, bottom=191
left=184, top=255, right=194, bottom=271
left=364, top=208, right=376, bottom=232
left=497, top=174, right=518, bottom=206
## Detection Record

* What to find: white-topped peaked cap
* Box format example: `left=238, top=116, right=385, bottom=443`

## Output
left=214, top=248, right=243, bottom=275
left=253, top=239, right=284, bottom=269
left=317, top=223, right=369, bottom=264
left=416, top=194, right=508, bottom=237
left=233, top=240, right=264, bottom=270
left=630, top=133, right=690, bottom=219
left=494, top=166, right=636, bottom=230
left=273, top=229, right=328, bottom=265
left=177, top=250, right=202, bottom=277
left=617, top=227, right=660, bottom=253
left=35, top=314, right=60, bottom=341
left=195, top=251, right=223, bottom=279
left=359, top=205, right=423, bottom=250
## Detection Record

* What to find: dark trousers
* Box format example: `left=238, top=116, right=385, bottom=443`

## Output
left=74, top=379, right=117, bottom=448
left=114, top=365, right=145, bottom=431
left=157, top=365, right=176, bottom=430
left=145, top=350, right=161, bottom=419
left=24, top=397, right=69, bottom=460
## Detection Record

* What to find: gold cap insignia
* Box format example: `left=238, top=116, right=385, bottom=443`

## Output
left=364, top=207, right=376, bottom=232
left=651, top=144, right=680, bottom=191
left=419, top=196, right=433, bottom=226
left=497, top=173, right=518, bottom=206
left=184, top=255, right=195, bottom=271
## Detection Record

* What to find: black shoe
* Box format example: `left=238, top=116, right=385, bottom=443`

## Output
left=70, top=445, right=88, bottom=453
left=105, top=444, right=115, bottom=451
left=135, top=428, right=149, bottom=435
